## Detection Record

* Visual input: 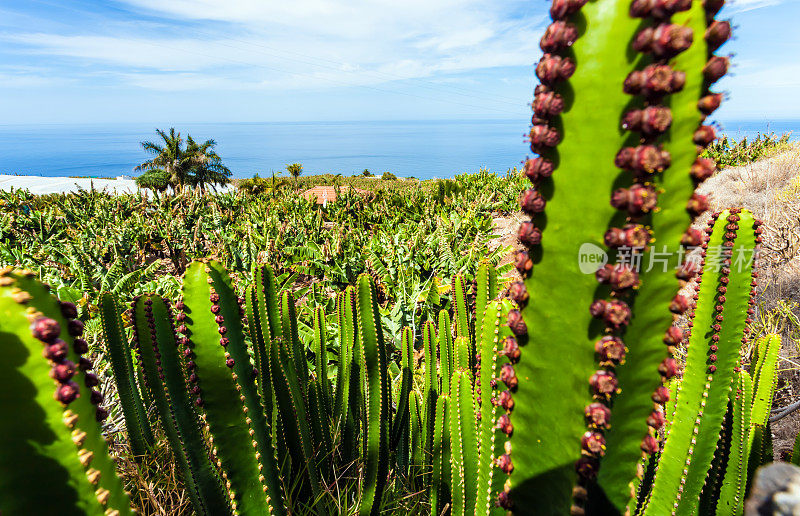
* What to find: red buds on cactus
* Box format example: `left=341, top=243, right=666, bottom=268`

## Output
left=691, top=157, right=717, bottom=181
left=520, top=189, right=546, bottom=214
left=596, top=264, right=640, bottom=291
left=621, top=107, right=673, bottom=136
left=687, top=193, right=710, bottom=215
left=705, top=0, right=725, bottom=16
left=630, top=0, right=691, bottom=19
left=549, top=0, right=588, bottom=19
left=502, top=336, right=522, bottom=364
left=31, top=317, right=61, bottom=342
left=706, top=20, right=732, bottom=51
left=585, top=402, right=612, bottom=429
left=704, top=56, right=729, bottom=83
left=663, top=326, right=684, bottom=345
left=590, top=299, right=632, bottom=329
left=84, top=372, right=99, bottom=387
left=496, top=453, right=514, bottom=474
left=590, top=369, right=619, bottom=399
left=514, top=250, right=533, bottom=276
left=497, top=414, right=514, bottom=436
left=633, top=24, right=694, bottom=59
left=681, top=228, right=704, bottom=247
left=611, top=184, right=658, bottom=216
left=624, top=65, right=686, bottom=98
left=541, top=21, right=579, bottom=52
left=698, top=93, right=724, bottom=116
left=533, top=90, right=565, bottom=119
left=524, top=157, right=555, bottom=182
left=500, top=363, right=519, bottom=390
left=508, top=281, right=529, bottom=305
left=647, top=410, right=667, bottom=430
left=44, top=339, right=69, bottom=362
left=536, top=54, right=576, bottom=86
left=499, top=390, right=515, bottom=412
left=615, top=145, right=671, bottom=175
left=694, top=125, right=717, bottom=146
left=55, top=381, right=80, bottom=404
left=50, top=360, right=77, bottom=383
left=575, top=457, right=599, bottom=479
left=652, top=385, right=670, bottom=404
left=676, top=261, right=699, bottom=281
left=605, top=226, right=648, bottom=249
left=595, top=336, right=627, bottom=366
left=518, top=221, right=542, bottom=247
left=641, top=435, right=659, bottom=454
left=498, top=491, right=512, bottom=510
left=658, top=357, right=678, bottom=378
left=59, top=301, right=79, bottom=319
left=507, top=310, right=528, bottom=337
left=581, top=431, right=607, bottom=457
left=530, top=124, right=562, bottom=151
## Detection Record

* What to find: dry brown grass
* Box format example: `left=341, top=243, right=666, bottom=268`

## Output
left=696, top=144, right=800, bottom=457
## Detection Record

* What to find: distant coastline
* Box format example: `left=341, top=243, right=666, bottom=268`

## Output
left=0, top=119, right=796, bottom=180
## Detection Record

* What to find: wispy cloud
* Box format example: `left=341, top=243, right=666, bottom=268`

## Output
left=726, top=0, right=784, bottom=12
left=2, top=0, right=544, bottom=92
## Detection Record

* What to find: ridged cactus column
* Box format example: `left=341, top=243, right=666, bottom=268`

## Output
left=643, top=209, right=758, bottom=515
left=99, top=292, right=154, bottom=458
left=506, top=0, right=731, bottom=513
left=355, top=273, right=391, bottom=516
left=0, top=268, right=132, bottom=515
left=179, top=260, right=284, bottom=515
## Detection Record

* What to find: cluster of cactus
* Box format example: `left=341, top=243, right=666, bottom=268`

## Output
left=95, top=260, right=518, bottom=515
left=2, top=0, right=789, bottom=515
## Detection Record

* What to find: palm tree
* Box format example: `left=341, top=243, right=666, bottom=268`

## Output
left=286, top=163, right=303, bottom=188
left=185, top=136, right=231, bottom=193
left=136, top=128, right=191, bottom=192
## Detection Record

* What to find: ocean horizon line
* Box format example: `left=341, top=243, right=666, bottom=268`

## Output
left=1, top=119, right=796, bottom=180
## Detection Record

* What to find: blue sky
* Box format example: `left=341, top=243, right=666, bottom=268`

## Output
left=0, top=0, right=796, bottom=125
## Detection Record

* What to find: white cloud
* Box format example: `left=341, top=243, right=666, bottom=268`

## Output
left=726, top=0, right=784, bottom=12
left=2, top=0, right=543, bottom=93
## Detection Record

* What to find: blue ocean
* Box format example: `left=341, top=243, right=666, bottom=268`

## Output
left=0, top=119, right=796, bottom=180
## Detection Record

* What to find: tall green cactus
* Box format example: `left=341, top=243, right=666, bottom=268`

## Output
left=505, top=0, right=732, bottom=512
left=0, top=268, right=133, bottom=515
left=355, top=273, right=391, bottom=516
left=746, top=334, right=780, bottom=495
left=99, top=292, right=154, bottom=458
left=643, top=209, right=758, bottom=515
left=180, top=260, right=284, bottom=515
left=132, top=294, right=231, bottom=514
left=715, top=370, right=753, bottom=515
